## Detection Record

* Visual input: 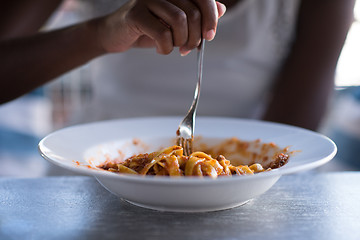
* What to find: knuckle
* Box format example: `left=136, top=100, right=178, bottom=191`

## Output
left=172, top=10, right=187, bottom=26
left=186, top=8, right=201, bottom=22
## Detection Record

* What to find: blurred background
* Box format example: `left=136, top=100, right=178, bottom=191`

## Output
left=1, top=0, right=360, bottom=177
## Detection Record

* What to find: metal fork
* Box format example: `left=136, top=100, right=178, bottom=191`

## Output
left=176, top=39, right=205, bottom=156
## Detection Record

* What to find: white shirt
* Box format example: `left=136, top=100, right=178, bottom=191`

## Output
left=67, top=0, right=301, bottom=123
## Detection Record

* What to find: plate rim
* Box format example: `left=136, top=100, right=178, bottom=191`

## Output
left=38, top=116, right=337, bottom=184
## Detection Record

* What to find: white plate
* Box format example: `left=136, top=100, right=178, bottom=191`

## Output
left=39, top=117, right=336, bottom=212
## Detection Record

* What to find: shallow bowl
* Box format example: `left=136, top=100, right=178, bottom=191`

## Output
left=39, top=117, right=336, bottom=212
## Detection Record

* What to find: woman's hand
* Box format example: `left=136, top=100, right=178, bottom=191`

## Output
left=97, top=0, right=226, bottom=55
left=0, top=0, right=226, bottom=103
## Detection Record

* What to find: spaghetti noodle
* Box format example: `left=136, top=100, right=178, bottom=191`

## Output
left=98, top=144, right=289, bottom=178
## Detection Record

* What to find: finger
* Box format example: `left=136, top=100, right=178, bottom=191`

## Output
left=129, top=10, right=174, bottom=54
left=168, top=0, right=202, bottom=55
left=191, top=0, right=218, bottom=41
left=216, top=1, right=226, bottom=18
left=147, top=0, right=188, bottom=47
left=132, top=35, right=157, bottom=48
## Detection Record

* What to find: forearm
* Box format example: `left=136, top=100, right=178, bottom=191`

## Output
left=0, top=18, right=105, bottom=104
left=0, top=0, right=225, bottom=104
left=0, top=0, right=63, bottom=39
left=263, top=0, right=355, bottom=131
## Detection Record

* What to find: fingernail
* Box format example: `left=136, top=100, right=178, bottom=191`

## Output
left=218, top=3, right=226, bottom=18
left=206, top=29, right=216, bottom=41
left=180, top=49, right=191, bottom=56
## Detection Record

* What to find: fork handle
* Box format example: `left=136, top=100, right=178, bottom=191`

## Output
left=186, top=39, right=205, bottom=128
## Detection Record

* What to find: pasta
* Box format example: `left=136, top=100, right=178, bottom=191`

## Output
left=98, top=144, right=289, bottom=178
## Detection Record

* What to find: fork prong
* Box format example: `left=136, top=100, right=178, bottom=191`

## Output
left=181, top=138, right=192, bottom=156
left=179, top=137, right=186, bottom=154
left=189, top=140, right=193, bottom=154
left=177, top=135, right=194, bottom=156
left=184, top=140, right=188, bottom=156
left=186, top=139, right=193, bottom=156
left=184, top=139, right=189, bottom=155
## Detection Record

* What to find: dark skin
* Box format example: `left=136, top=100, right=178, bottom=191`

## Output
left=219, top=0, right=354, bottom=131
left=0, top=0, right=63, bottom=39
left=0, top=0, right=226, bottom=103
left=262, top=0, right=355, bottom=130
left=0, top=0, right=355, bottom=131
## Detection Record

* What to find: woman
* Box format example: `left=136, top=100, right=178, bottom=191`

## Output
left=62, top=0, right=355, bottom=131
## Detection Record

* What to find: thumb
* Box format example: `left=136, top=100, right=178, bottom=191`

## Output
left=216, top=2, right=226, bottom=18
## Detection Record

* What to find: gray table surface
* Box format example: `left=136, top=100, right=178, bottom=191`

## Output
left=0, top=172, right=359, bottom=240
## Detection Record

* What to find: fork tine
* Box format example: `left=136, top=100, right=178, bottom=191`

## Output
left=183, top=138, right=193, bottom=156
left=179, top=137, right=186, bottom=154
left=184, top=139, right=189, bottom=156
left=189, top=140, right=193, bottom=154
left=186, top=139, right=193, bottom=156
left=184, top=140, right=189, bottom=156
